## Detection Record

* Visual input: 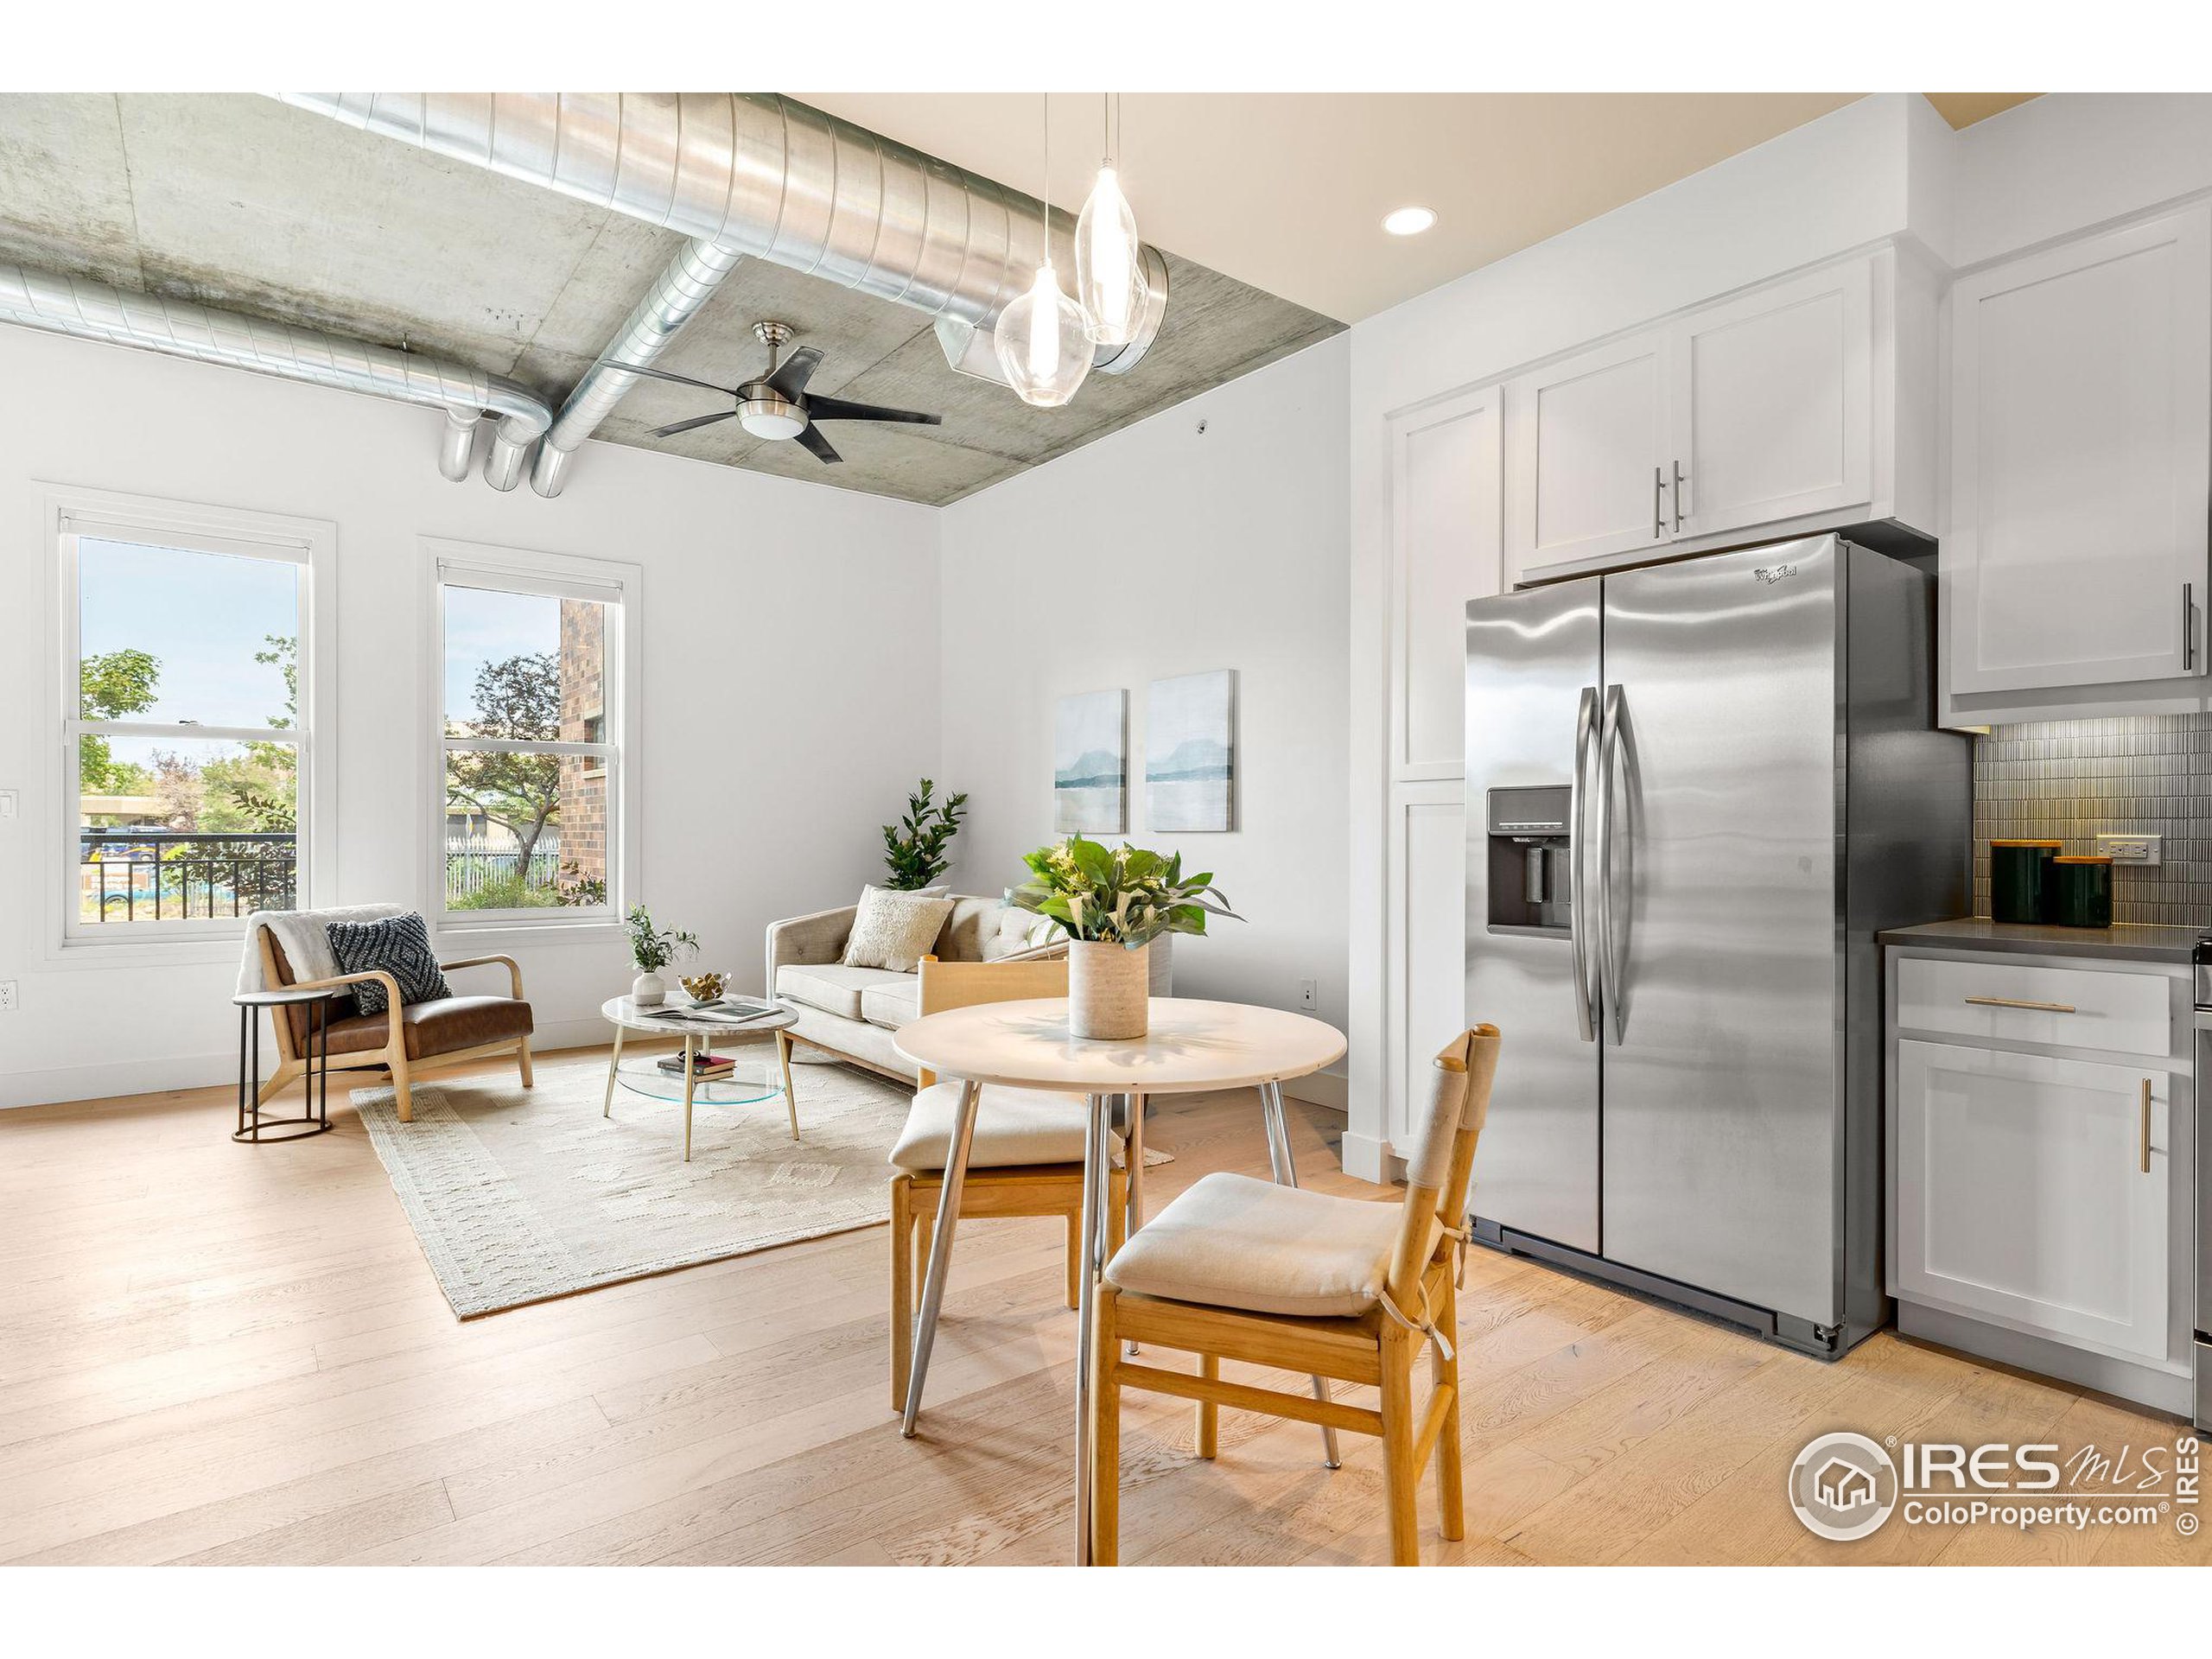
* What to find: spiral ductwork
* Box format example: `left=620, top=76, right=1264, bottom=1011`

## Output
left=276, top=92, right=1169, bottom=379
left=530, top=238, right=746, bottom=499
left=0, top=259, right=553, bottom=487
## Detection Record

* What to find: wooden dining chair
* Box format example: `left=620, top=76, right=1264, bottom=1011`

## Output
left=887, top=956, right=1135, bottom=1410
left=1087, top=1025, right=1501, bottom=1565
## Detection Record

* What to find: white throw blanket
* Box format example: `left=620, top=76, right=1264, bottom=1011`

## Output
left=236, top=903, right=408, bottom=996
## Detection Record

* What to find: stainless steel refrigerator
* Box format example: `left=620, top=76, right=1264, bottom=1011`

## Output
left=1465, top=534, right=1968, bottom=1357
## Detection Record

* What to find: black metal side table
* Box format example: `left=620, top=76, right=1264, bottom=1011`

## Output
left=232, top=986, right=342, bottom=1143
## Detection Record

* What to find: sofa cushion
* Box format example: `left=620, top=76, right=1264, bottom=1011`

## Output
left=890, top=1080, right=1124, bottom=1173
left=1103, top=1173, right=1403, bottom=1318
left=981, top=905, right=1059, bottom=962
left=842, top=887, right=957, bottom=973
left=860, top=976, right=920, bottom=1032
left=776, top=963, right=912, bottom=1021
left=316, top=995, right=532, bottom=1060
left=931, top=896, right=1003, bottom=963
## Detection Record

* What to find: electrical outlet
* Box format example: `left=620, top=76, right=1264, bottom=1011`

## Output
left=2096, top=832, right=2161, bottom=866
left=0, top=981, right=16, bottom=1013
left=1297, top=977, right=1318, bottom=1011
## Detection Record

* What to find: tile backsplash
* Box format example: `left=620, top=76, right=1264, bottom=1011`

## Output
left=1972, top=714, right=2212, bottom=926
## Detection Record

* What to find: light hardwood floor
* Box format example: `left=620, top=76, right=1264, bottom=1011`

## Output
left=3, top=1047, right=2204, bottom=1567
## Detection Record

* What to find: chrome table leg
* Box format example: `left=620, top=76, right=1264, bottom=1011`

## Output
left=900, top=1078, right=980, bottom=1438
left=1072, top=1091, right=1109, bottom=1565
left=1261, top=1079, right=1343, bottom=1471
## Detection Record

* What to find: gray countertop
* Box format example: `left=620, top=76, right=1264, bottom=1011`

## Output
left=1878, top=917, right=2202, bottom=965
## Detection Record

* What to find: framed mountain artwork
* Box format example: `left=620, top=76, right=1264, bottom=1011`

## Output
left=1146, top=670, right=1236, bottom=832
left=1053, top=689, right=1127, bottom=834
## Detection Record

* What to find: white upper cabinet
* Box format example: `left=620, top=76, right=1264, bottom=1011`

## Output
left=1391, top=387, right=1503, bottom=779
left=1503, top=249, right=1924, bottom=587
left=1503, top=330, right=1670, bottom=579
left=1668, top=259, right=1872, bottom=541
left=1946, top=203, right=2212, bottom=701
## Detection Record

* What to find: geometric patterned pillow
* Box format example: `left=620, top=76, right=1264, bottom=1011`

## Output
left=327, top=912, right=451, bottom=1017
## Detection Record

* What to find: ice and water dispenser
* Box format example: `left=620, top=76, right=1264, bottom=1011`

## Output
left=1483, top=785, right=1573, bottom=934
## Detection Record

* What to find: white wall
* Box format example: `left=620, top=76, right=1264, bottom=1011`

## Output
left=937, top=338, right=1352, bottom=1097
left=0, top=325, right=940, bottom=1108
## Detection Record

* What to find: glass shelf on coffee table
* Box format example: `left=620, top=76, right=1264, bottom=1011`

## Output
left=597, top=995, right=802, bottom=1161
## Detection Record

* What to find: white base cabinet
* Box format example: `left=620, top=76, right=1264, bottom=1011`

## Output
left=1896, top=1039, right=2171, bottom=1363
left=1888, top=947, right=2193, bottom=1408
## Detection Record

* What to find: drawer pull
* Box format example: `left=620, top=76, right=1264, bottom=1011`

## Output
left=1962, top=995, right=2076, bottom=1014
left=2141, top=1078, right=2152, bottom=1175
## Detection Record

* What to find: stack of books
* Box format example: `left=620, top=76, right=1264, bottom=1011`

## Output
left=657, top=1052, right=739, bottom=1080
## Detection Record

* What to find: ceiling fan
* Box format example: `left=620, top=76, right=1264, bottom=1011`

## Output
left=628, top=320, right=943, bottom=464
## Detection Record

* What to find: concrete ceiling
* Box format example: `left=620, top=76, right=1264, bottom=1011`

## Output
left=800, top=92, right=2045, bottom=324
left=0, top=93, right=1340, bottom=507
left=0, top=92, right=2046, bottom=507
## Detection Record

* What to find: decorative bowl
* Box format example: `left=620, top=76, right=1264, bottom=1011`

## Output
left=679, top=972, right=726, bottom=1005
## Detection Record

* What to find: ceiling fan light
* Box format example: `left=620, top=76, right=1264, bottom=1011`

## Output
left=993, top=260, right=1092, bottom=408
left=1076, top=165, right=1147, bottom=346
left=738, top=392, right=808, bottom=441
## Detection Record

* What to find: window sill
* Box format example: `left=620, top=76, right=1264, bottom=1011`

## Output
left=45, top=931, right=248, bottom=971
left=433, top=916, right=624, bottom=950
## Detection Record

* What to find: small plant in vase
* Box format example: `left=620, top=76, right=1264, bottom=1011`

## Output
left=881, top=778, right=969, bottom=891
left=1010, top=836, right=1240, bottom=1039
left=624, top=905, right=699, bottom=1007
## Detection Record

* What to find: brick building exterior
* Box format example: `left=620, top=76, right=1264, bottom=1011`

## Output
left=557, top=599, right=607, bottom=893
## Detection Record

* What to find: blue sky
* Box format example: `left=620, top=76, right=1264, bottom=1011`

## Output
left=442, top=584, right=559, bottom=730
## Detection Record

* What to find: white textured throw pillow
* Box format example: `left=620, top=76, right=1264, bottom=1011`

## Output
left=842, top=887, right=957, bottom=973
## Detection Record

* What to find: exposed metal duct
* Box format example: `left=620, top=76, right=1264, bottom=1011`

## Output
left=0, top=260, right=553, bottom=488
left=530, top=238, right=745, bottom=499
left=276, top=93, right=1171, bottom=385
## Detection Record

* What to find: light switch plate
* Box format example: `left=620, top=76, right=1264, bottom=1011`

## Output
left=0, top=789, right=16, bottom=820
left=2096, top=832, right=2161, bottom=866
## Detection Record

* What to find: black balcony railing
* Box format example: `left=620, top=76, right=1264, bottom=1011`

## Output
left=79, top=830, right=297, bottom=923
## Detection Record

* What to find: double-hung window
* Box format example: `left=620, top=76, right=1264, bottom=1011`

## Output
left=430, top=541, right=638, bottom=927
left=53, top=490, right=332, bottom=947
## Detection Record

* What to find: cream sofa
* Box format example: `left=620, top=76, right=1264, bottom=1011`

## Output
left=765, top=893, right=1170, bottom=1083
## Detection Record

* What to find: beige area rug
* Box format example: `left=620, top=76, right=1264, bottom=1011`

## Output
left=353, top=1060, right=914, bottom=1318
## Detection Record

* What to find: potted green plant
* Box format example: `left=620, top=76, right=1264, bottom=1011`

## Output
left=881, top=778, right=968, bottom=891
left=624, top=905, right=699, bottom=1007
left=1010, top=835, right=1240, bottom=1039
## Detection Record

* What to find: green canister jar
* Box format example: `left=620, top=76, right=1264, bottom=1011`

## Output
left=1989, top=839, right=2063, bottom=925
left=2049, top=855, right=2113, bottom=928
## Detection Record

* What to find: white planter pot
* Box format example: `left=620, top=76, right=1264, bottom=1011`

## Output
left=631, top=970, right=667, bottom=1007
left=1068, top=941, right=1149, bottom=1040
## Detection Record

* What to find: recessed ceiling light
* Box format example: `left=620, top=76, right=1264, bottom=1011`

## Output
left=1382, top=206, right=1438, bottom=237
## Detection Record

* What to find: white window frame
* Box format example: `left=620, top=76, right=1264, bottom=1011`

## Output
left=41, top=486, right=336, bottom=966
left=424, top=537, right=641, bottom=937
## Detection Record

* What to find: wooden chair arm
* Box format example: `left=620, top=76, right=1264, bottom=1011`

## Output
left=278, top=969, right=404, bottom=1055
left=440, top=953, right=526, bottom=1000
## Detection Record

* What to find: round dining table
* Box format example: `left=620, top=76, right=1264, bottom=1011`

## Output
left=892, top=995, right=1347, bottom=1565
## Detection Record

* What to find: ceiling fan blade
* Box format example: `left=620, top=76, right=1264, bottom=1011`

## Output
left=804, top=394, right=943, bottom=427
left=794, top=423, right=843, bottom=464
left=649, top=410, right=740, bottom=438
left=624, top=363, right=741, bottom=397
left=766, top=346, right=825, bottom=398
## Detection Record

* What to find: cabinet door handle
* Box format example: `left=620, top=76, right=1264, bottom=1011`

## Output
left=1673, top=461, right=1686, bottom=533
left=2186, top=582, right=2197, bottom=672
left=1962, top=995, right=2076, bottom=1014
left=2140, top=1077, right=2153, bottom=1175
left=1653, top=466, right=1664, bottom=539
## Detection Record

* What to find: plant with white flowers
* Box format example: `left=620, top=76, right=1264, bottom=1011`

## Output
left=1010, top=835, right=1240, bottom=949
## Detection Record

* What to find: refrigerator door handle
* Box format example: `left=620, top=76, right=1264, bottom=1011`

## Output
left=1598, top=683, right=1627, bottom=1044
left=1568, top=684, right=1599, bottom=1043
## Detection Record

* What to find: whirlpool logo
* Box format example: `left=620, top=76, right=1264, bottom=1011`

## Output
left=1752, top=563, right=1800, bottom=584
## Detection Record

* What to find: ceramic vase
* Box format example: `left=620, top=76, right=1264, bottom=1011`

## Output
left=631, top=969, right=666, bottom=1007
left=1068, top=940, right=1149, bottom=1040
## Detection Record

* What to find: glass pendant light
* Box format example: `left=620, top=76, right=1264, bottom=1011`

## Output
left=1077, top=92, right=1147, bottom=346
left=994, top=92, right=1092, bottom=408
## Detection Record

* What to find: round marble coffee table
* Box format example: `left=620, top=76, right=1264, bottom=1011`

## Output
left=598, top=995, right=801, bottom=1161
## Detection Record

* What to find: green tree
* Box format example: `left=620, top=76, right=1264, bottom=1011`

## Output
left=204, top=635, right=299, bottom=832
left=447, top=652, right=563, bottom=870
left=78, top=648, right=160, bottom=796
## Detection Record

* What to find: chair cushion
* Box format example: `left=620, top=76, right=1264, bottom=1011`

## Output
left=1103, top=1172, right=1403, bottom=1318
left=890, top=1080, right=1124, bottom=1173
left=316, top=995, right=532, bottom=1060
left=860, top=976, right=920, bottom=1032
left=327, top=912, right=450, bottom=1016
left=775, top=963, right=912, bottom=1021
left=841, top=887, right=957, bottom=973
